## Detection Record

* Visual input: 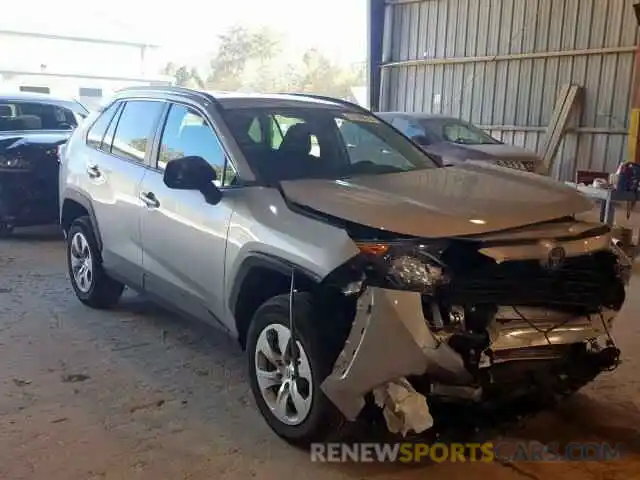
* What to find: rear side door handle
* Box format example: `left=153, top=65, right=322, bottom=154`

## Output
left=140, top=191, right=160, bottom=208
left=87, top=164, right=101, bottom=178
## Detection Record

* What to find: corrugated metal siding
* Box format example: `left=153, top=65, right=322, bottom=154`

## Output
left=380, top=0, right=639, bottom=180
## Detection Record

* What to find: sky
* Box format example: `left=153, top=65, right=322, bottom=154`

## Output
left=2, top=0, right=368, bottom=68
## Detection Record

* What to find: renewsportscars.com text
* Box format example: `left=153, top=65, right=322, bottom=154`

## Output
left=310, top=442, right=624, bottom=463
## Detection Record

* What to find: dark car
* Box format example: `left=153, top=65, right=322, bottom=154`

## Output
left=0, top=92, right=89, bottom=236
left=372, top=112, right=547, bottom=175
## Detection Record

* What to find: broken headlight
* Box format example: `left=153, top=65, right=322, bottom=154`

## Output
left=355, top=241, right=450, bottom=294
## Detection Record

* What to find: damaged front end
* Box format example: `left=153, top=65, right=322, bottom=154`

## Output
left=319, top=220, right=630, bottom=436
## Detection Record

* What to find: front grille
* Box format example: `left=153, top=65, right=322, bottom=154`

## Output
left=440, top=251, right=625, bottom=313
left=495, top=159, right=537, bottom=172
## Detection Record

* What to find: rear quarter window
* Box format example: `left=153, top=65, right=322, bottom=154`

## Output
left=86, top=102, right=121, bottom=150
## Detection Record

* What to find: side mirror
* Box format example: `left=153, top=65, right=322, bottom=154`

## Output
left=163, top=155, right=222, bottom=205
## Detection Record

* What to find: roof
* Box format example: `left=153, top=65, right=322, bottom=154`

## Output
left=0, top=91, right=89, bottom=113
left=213, top=91, right=360, bottom=109
left=0, top=90, right=76, bottom=103
left=115, top=86, right=366, bottom=111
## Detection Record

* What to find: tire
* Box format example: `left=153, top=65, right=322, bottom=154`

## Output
left=0, top=222, right=14, bottom=238
left=66, top=216, right=124, bottom=309
left=246, top=293, right=346, bottom=448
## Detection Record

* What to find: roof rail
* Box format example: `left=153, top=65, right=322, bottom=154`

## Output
left=114, top=85, right=225, bottom=111
left=281, top=93, right=373, bottom=114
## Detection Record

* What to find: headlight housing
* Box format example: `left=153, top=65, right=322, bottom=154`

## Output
left=354, top=241, right=450, bottom=294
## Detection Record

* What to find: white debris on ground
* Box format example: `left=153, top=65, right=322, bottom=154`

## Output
left=373, top=378, right=434, bottom=436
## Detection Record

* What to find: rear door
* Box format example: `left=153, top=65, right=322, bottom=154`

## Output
left=84, top=99, right=164, bottom=288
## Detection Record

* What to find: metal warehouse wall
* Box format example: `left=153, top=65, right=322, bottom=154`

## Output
left=374, top=0, right=640, bottom=180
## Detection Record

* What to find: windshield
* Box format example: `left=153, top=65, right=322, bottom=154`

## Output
left=221, top=106, right=439, bottom=183
left=420, top=118, right=500, bottom=145
left=0, top=101, right=80, bottom=132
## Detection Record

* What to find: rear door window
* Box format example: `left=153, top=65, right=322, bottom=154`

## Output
left=110, top=100, right=164, bottom=163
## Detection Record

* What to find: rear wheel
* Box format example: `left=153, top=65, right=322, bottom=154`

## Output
left=67, top=216, right=124, bottom=309
left=246, top=293, right=346, bottom=448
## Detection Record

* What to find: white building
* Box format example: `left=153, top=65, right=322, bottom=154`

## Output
left=0, top=29, right=172, bottom=110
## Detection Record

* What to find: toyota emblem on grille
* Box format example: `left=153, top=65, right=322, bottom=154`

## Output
left=543, top=246, right=566, bottom=271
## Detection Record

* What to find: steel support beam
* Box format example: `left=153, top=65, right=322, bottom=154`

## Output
left=381, top=46, right=637, bottom=69
left=367, top=0, right=386, bottom=111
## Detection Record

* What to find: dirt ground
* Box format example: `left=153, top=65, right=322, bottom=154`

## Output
left=1, top=222, right=639, bottom=480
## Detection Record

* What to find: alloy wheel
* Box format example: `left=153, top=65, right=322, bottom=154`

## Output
left=70, top=232, right=93, bottom=293
left=254, top=323, right=313, bottom=426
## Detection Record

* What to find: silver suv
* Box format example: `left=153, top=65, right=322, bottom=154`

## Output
left=59, top=86, right=630, bottom=447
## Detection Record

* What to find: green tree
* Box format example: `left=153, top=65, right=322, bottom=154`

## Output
left=293, top=49, right=366, bottom=100
left=160, top=25, right=365, bottom=99
left=205, top=26, right=281, bottom=91
left=162, top=62, right=204, bottom=88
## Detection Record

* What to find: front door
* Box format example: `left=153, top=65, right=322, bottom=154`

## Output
left=139, top=102, right=235, bottom=327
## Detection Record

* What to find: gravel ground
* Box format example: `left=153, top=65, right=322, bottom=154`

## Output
left=0, top=226, right=639, bottom=480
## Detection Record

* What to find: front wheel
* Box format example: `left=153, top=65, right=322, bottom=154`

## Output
left=246, top=293, right=346, bottom=448
left=67, top=216, right=124, bottom=309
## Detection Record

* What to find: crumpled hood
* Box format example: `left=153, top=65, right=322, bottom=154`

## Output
left=281, top=162, right=594, bottom=238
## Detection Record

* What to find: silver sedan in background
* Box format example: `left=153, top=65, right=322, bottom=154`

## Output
left=373, top=112, right=547, bottom=175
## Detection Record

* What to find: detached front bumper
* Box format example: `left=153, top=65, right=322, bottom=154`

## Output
left=321, top=288, right=470, bottom=420
left=321, top=286, right=622, bottom=432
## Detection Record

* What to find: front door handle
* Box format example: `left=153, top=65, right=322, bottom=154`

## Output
left=140, top=191, right=160, bottom=208
left=87, top=164, right=101, bottom=178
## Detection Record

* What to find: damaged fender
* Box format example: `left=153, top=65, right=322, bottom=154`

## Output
left=321, top=286, right=472, bottom=422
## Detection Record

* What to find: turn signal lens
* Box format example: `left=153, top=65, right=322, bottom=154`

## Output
left=356, top=242, right=390, bottom=256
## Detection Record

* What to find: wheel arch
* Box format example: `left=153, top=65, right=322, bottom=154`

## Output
left=60, top=190, right=103, bottom=251
left=229, top=253, right=322, bottom=350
